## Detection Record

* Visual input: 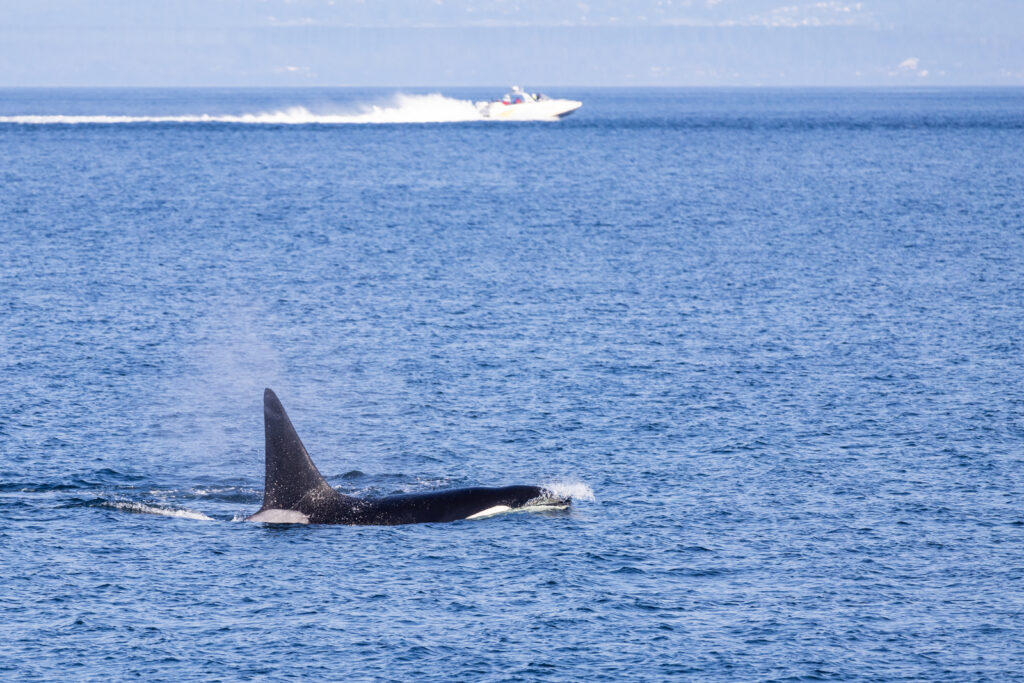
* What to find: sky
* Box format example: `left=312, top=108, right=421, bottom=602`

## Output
left=1, top=0, right=1022, bottom=86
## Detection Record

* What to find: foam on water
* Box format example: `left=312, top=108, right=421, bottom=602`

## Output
left=542, top=481, right=596, bottom=502
left=0, top=93, right=562, bottom=125
left=105, top=500, right=213, bottom=521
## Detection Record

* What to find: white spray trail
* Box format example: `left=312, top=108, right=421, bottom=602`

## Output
left=0, top=93, right=537, bottom=125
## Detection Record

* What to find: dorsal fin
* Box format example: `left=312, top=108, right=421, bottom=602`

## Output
left=260, top=388, right=336, bottom=511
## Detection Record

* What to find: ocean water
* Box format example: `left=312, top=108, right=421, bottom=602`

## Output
left=1, top=87, right=1023, bottom=680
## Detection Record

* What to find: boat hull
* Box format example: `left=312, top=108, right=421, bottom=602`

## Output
left=476, top=99, right=582, bottom=120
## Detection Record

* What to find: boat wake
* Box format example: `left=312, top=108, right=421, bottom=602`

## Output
left=0, top=93, right=565, bottom=125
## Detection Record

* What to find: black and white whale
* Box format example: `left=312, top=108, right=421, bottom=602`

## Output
left=246, top=388, right=570, bottom=525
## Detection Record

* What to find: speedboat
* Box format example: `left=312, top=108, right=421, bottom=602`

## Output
left=475, top=86, right=582, bottom=120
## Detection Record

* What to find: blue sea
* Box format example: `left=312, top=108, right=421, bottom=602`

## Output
left=2, top=87, right=1023, bottom=680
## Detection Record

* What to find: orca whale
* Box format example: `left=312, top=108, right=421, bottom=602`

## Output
left=246, top=388, right=569, bottom=525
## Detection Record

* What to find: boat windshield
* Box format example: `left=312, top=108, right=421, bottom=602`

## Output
left=500, top=88, right=540, bottom=104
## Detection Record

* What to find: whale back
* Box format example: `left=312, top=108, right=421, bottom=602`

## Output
left=258, top=388, right=338, bottom=512
left=251, top=388, right=574, bottom=525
